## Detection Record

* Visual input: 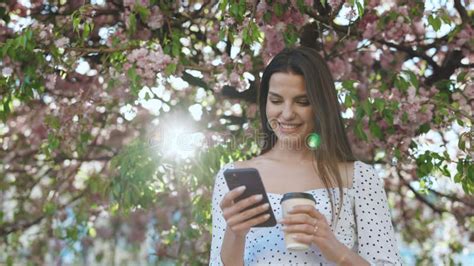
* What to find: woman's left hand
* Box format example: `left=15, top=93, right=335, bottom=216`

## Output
left=280, top=204, right=350, bottom=263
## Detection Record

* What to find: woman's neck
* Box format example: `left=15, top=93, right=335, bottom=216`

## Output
left=265, top=140, right=315, bottom=163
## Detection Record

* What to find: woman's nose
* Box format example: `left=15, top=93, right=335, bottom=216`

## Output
left=281, top=103, right=295, bottom=119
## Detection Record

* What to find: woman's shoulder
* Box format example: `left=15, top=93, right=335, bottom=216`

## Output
left=233, top=155, right=268, bottom=169
left=351, top=160, right=382, bottom=188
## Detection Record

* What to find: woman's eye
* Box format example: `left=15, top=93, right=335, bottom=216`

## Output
left=270, top=100, right=282, bottom=104
left=298, top=101, right=310, bottom=105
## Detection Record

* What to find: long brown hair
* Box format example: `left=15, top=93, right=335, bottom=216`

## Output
left=258, top=47, right=355, bottom=226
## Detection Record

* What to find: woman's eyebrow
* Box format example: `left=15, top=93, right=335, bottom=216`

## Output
left=268, top=92, right=308, bottom=99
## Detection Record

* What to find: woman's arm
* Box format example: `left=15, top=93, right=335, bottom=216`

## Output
left=209, top=164, right=271, bottom=265
left=220, top=227, right=246, bottom=266
left=352, top=162, right=402, bottom=265
left=280, top=205, right=370, bottom=265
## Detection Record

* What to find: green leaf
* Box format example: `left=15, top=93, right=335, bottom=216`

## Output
left=404, top=70, right=419, bottom=88
left=274, top=3, right=283, bottom=17
left=72, top=11, right=81, bottom=33
left=344, top=94, right=353, bottom=107
left=458, top=132, right=467, bottom=151
left=134, top=4, right=151, bottom=21
left=165, top=63, right=177, bottom=76
left=172, top=34, right=181, bottom=57
left=356, top=1, right=364, bottom=17
left=428, top=14, right=441, bottom=31
left=457, top=71, right=467, bottom=82
left=45, top=115, right=61, bottom=130
left=373, top=98, right=385, bottom=112
left=230, top=1, right=239, bottom=17
left=48, top=133, right=60, bottom=150
left=43, top=201, right=57, bottom=216
left=219, top=0, right=228, bottom=12
left=361, top=100, right=372, bottom=116
left=82, top=22, right=94, bottom=40
left=416, top=123, right=431, bottom=135
left=354, top=122, right=368, bottom=141
left=129, top=13, right=137, bottom=34
left=369, top=120, right=383, bottom=139
left=6, top=256, right=14, bottom=266
left=395, top=76, right=409, bottom=91
left=342, top=80, right=357, bottom=90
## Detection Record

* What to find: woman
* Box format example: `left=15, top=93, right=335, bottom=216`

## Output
left=209, top=47, right=401, bottom=265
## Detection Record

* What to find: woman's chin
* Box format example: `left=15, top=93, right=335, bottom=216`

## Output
left=275, top=134, right=307, bottom=149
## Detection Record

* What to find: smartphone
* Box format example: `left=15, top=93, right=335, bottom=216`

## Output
left=223, top=168, right=277, bottom=227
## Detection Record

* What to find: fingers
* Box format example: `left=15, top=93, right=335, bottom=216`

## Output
left=227, top=202, right=270, bottom=227
left=222, top=194, right=264, bottom=220
left=231, top=213, right=271, bottom=231
left=288, top=205, right=326, bottom=221
left=280, top=213, right=314, bottom=225
left=219, top=186, right=246, bottom=209
left=290, top=233, right=320, bottom=245
left=282, top=223, right=314, bottom=235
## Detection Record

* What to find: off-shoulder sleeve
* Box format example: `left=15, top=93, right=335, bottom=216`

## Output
left=209, top=163, right=232, bottom=266
left=353, top=162, right=402, bottom=266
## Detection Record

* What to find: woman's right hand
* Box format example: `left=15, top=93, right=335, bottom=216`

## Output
left=219, top=186, right=271, bottom=238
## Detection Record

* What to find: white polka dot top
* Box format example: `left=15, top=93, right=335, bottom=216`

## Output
left=209, top=161, right=402, bottom=265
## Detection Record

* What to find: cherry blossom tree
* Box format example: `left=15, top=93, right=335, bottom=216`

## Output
left=0, top=0, right=473, bottom=264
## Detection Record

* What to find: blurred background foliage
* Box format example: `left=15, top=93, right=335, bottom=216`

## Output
left=0, top=0, right=473, bottom=265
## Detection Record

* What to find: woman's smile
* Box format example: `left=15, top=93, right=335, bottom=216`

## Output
left=277, top=122, right=304, bottom=133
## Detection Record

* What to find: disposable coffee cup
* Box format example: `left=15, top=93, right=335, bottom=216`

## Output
left=281, top=192, right=317, bottom=251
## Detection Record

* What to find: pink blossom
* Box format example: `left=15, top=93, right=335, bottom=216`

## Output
left=224, top=17, right=235, bottom=26
left=1, top=67, right=13, bottom=77
left=256, top=1, right=268, bottom=20
left=262, top=25, right=285, bottom=60
left=378, top=120, right=389, bottom=130
left=45, top=74, right=57, bottom=90
left=54, top=37, right=69, bottom=48
left=395, top=6, right=408, bottom=17
left=242, top=54, right=252, bottom=71
left=399, top=136, right=412, bottom=152
left=359, top=52, right=374, bottom=66
left=288, top=9, right=306, bottom=27
left=370, top=89, right=383, bottom=99
left=368, top=0, right=380, bottom=8
left=124, top=0, right=149, bottom=8
left=412, top=20, right=425, bottom=36
left=455, top=26, right=473, bottom=47
left=329, top=0, right=343, bottom=8
left=126, top=46, right=173, bottom=86
left=327, top=57, right=351, bottom=80
left=229, top=72, right=240, bottom=86
left=362, top=22, right=377, bottom=39
left=344, top=40, right=358, bottom=53
left=464, top=84, right=474, bottom=99
left=207, top=23, right=220, bottom=43
left=380, top=52, right=394, bottom=69
left=147, top=6, right=164, bottom=30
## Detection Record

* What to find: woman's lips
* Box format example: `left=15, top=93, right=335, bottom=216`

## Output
left=277, top=122, right=303, bottom=133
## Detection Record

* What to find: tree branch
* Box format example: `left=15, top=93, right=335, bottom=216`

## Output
left=453, top=0, right=470, bottom=26
left=377, top=40, right=440, bottom=72
left=398, top=169, right=447, bottom=214
left=427, top=187, right=474, bottom=207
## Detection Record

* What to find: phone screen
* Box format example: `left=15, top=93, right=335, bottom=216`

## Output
left=223, top=168, right=277, bottom=227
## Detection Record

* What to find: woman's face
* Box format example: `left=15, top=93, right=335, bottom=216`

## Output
left=266, top=72, right=316, bottom=146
